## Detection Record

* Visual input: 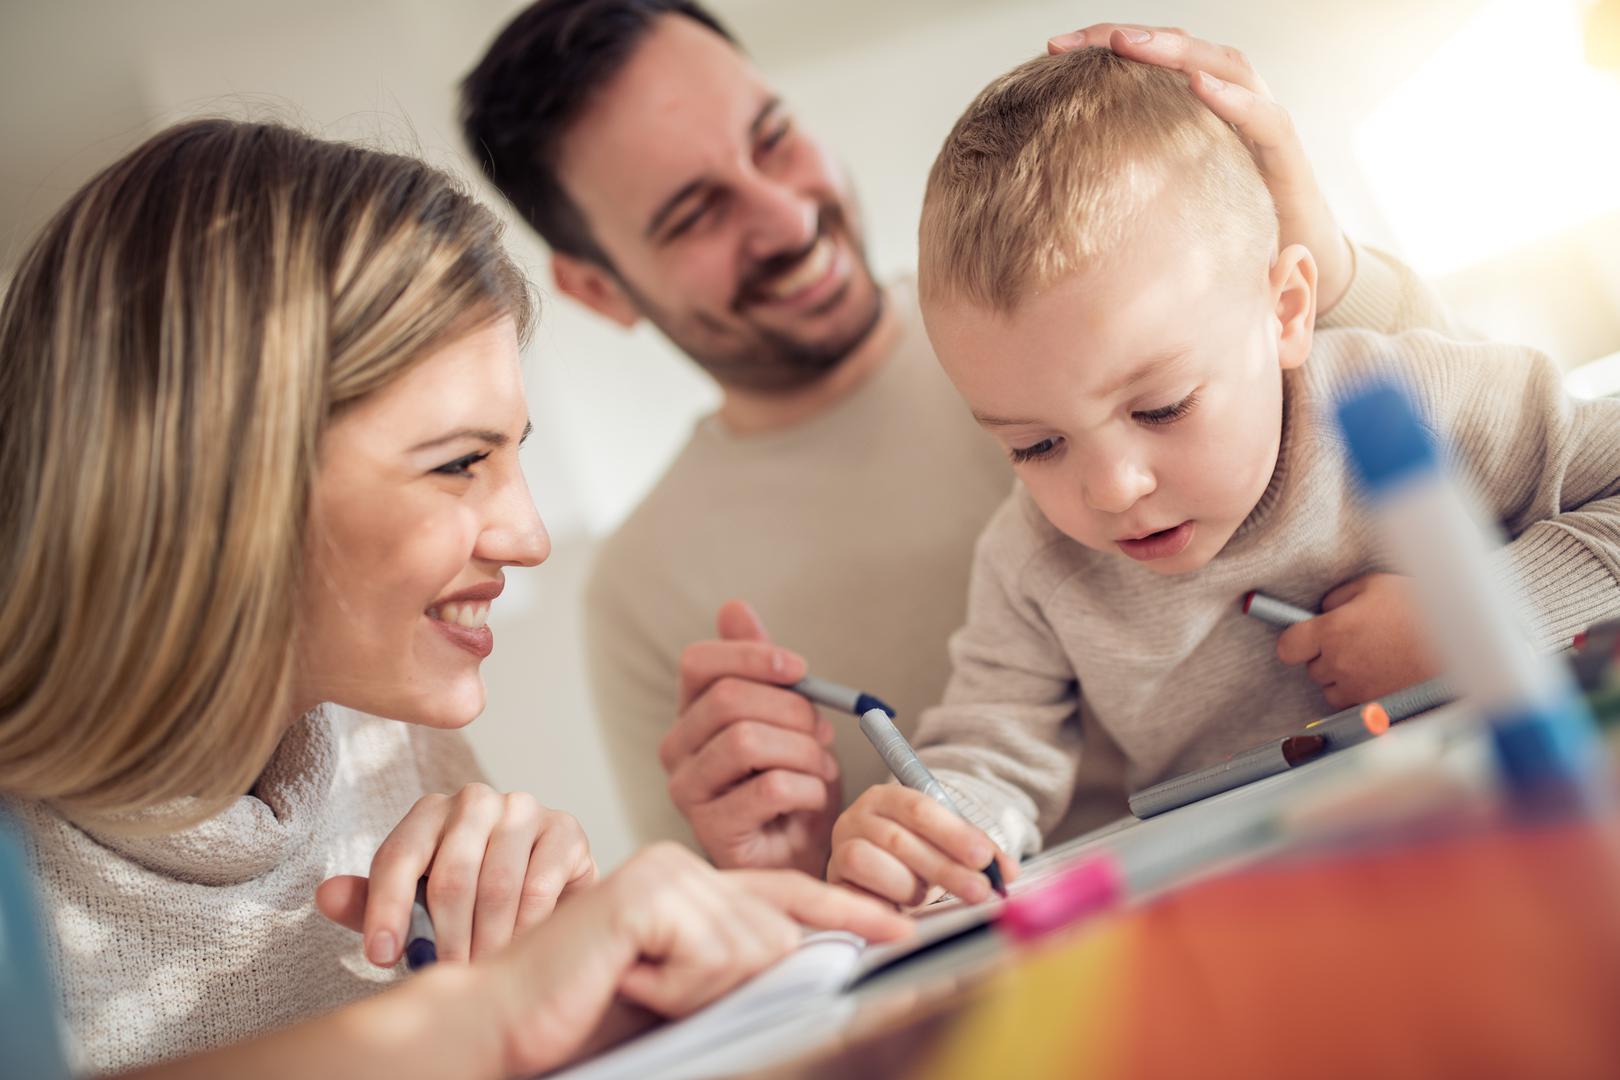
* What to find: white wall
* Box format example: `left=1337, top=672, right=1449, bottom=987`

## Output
left=3, top=0, right=1617, bottom=868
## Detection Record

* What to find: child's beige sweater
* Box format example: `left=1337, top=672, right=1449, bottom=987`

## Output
left=914, top=328, right=1620, bottom=859
left=3, top=707, right=484, bottom=1075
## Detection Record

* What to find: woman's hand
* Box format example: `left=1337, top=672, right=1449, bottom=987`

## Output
left=1047, top=24, right=1356, bottom=310
left=485, top=843, right=913, bottom=1076
left=316, top=783, right=597, bottom=966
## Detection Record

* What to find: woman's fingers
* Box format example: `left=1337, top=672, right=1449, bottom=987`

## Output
left=425, top=783, right=507, bottom=962
left=511, top=811, right=597, bottom=938
left=362, top=793, right=452, bottom=967
left=469, top=792, right=546, bottom=958
left=732, top=868, right=914, bottom=942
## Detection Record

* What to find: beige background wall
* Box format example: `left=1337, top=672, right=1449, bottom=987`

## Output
left=4, top=0, right=1617, bottom=868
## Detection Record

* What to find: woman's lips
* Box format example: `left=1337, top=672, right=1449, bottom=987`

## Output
left=428, top=616, right=493, bottom=659
left=1116, top=521, right=1195, bottom=562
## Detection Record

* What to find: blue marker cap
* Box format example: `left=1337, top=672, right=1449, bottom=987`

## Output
left=1335, top=380, right=1438, bottom=494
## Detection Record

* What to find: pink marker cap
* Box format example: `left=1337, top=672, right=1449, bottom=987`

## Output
left=997, top=853, right=1124, bottom=943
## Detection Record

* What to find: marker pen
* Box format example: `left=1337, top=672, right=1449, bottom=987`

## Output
left=793, top=675, right=895, bottom=719
left=1336, top=380, right=1606, bottom=809
left=1241, top=591, right=1316, bottom=628
left=405, top=878, right=437, bottom=971
left=858, top=708, right=1007, bottom=897
left=1128, top=734, right=1327, bottom=818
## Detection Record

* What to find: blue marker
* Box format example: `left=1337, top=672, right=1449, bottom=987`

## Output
left=406, top=878, right=437, bottom=970
left=1336, top=380, right=1606, bottom=809
left=793, top=675, right=895, bottom=719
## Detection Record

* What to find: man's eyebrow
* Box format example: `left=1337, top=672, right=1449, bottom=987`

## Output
left=643, top=96, right=782, bottom=240
left=411, top=419, right=532, bottom=453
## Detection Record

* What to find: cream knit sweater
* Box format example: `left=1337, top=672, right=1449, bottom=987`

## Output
left=4, top=707, right=484, bottom=1075
left=915, top=329, right=1620, bottom=859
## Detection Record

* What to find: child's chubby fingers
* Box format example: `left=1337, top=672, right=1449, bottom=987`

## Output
left=828, top=787, right=1002, bottom=907
left=425, top=782, right=510, bottom=962
left=1275, top=618, right=1324, bottom=667
left=360, top=792, right=454, bottom=967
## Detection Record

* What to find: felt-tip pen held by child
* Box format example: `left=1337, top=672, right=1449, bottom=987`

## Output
left=858, top=707, right=1008, bottom=898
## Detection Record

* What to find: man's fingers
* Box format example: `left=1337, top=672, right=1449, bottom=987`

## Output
left=715, top=598, right=770, bottom=643
left=692, top=769, right=835, bottom=837
left=733, top=870, right=914, bottom=942
left=676, top=640, right=806, bottom=712
left=1275, top=620, right=1322, bottom=667
left=315, top=874, right=369, bottom=935
left=661, top=676, right=823, bottom=769
left=669, top=721, right=836, bottom=807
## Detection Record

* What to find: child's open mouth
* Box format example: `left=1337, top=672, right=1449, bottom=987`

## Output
left=1116, top=521, right=1195, bottom=562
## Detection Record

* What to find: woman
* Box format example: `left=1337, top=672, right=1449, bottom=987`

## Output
left=0, top=118, right=906, bottom=1078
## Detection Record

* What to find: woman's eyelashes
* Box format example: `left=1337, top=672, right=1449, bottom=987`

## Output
left=1132, top=391, right=1201, bottom=427
left=1009, top=437, right=1063, bottom=465
left=433, top=450, right=491, bottom=478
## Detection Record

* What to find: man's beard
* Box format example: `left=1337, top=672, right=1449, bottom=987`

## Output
left=618, top=200, right=886, bottom=394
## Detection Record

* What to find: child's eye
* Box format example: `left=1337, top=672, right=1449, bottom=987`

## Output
left=1009, top=437, right=1063, bottom=465
left=1133, top=391, right=1200, bottom=426
left=433, top=450, right=491, bottom=478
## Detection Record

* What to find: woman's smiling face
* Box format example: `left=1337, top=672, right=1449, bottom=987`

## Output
left=294, top=316, right=549, bottom=727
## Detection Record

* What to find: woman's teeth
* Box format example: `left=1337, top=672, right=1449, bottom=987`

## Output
left=762, top=237, right=834, bottom=301
left=428, top=602, right=490, bottom=629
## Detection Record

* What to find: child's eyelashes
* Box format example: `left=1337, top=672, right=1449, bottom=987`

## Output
left=433, top=450, right=491, bottom=478
left=1132, top=391, right=1201, bottom=427
left=1009, top=437, right=1064, bottom=465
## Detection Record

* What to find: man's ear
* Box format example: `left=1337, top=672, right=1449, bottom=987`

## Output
left=1270, top=243, right=1317, bottom=371
left=552, top=252, right=640, bottom=328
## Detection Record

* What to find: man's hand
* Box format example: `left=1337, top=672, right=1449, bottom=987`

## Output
left=663, top=600, right=841, bottom=876
left=1048, top=24, right=1355, bottom=310
left=1276, top=573, right=1443, bottom=709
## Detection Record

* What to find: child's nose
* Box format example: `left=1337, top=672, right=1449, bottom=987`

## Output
left=1082, top=458, right=1155, bottom=515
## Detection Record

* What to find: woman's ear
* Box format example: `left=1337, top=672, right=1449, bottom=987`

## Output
left=552, top=253, right=640, bottom=328
left=1270, top=243, right=1317, bottom=371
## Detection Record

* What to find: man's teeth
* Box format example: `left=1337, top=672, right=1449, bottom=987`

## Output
left=762, top=237, right=834, bottom=301
left=428, top=602, right=490, bottom=629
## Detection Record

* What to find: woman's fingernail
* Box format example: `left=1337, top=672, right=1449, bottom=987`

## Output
left=1051, top=31, right=1082, bottom=47
left=1121, top=28, right=1152, bottom=44
left=1201, top=72, right=1226, bottom=91
left=366, top=930, right=397, bottom=967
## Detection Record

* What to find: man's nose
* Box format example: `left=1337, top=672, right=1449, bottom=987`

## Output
left=740, top=176, right=818, bottom=263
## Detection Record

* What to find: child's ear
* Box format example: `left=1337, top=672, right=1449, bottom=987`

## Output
left=552, top=253, right=641, bottom=328
left=1270, top=243, right=1317, bottom=371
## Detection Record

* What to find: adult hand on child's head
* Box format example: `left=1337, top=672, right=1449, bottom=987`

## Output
left=827, top=785, right=1017, bottom=909
left=486, top=843, right=911, bottom=1075
left=1047, top=24, right=1355, bottom=311
left=315, top=784, right=597, bottom=967
left=664, top=600, right=841, bottom=877
left=1275, top=572, right=1444, bottom=709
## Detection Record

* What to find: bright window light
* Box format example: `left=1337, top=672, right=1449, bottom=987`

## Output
left=1355, top=0, right=1620, bottom=276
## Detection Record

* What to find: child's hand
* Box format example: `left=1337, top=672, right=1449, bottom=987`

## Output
left=1276, top=572, right=1443, bottom=709
left=826, top=785, right=1017, bottom=908
left=316, top=784, right=597, bottom=966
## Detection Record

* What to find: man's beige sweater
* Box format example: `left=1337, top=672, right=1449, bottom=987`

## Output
left=4, top=708, right=484, bottom=1075
left=915, top=329, right=1620, bottom=859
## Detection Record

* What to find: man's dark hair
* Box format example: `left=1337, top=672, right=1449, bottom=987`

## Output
left=460, top=0, right=736, bottom=265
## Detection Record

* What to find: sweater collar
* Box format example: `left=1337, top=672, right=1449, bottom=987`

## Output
left=72, top=708, right=338, bottom=885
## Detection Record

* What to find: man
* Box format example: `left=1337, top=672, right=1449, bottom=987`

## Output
left=460, top=3, right=1453, bottom=875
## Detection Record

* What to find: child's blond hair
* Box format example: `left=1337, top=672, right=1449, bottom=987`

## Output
left=920, top=48, right=1278, bottom=312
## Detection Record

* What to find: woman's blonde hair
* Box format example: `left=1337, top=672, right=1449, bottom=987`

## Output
left=0, top=119, right=533, bottom=830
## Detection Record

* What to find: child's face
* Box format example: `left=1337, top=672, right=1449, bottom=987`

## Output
left=926, top=223, right=1315, bottom=575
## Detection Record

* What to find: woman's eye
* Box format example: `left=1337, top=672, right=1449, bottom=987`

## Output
left=1009, top=437, right=1062, bottom=465
left=1133, top=391, right=1200, bottom=426
left=433, top=451, right=490, bottom=478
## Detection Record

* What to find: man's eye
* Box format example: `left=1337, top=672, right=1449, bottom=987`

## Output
left=759, top=119, right=793, bottom=153
left=434, top=451, right=490, bottom=478
left=666, top=196, right=716, bottom=240
left=1133, top=392, right=1200, bottom=426
left=1009, top=437, right=1062, bottom=465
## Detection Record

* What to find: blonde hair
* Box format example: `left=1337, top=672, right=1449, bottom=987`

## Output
left=0, top=119, right=533, bottom=831
left=919, top=48, right=1278, bottom=312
